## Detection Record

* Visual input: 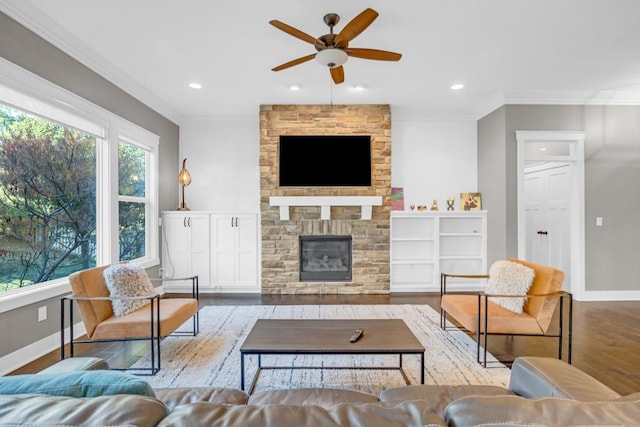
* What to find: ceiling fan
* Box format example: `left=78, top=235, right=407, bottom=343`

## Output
left=269, top=8, right=402, bottom=84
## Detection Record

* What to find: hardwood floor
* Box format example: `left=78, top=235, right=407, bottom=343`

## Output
left=9, top=294, right=640, bottom=396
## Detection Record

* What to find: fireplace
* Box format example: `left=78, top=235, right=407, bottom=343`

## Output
left=299, top=235, right=352, bottom=282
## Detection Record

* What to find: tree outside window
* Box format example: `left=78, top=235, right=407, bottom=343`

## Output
left=118, top=140, right=147, bottom=261
left=0, top=104, right=96, bottom=292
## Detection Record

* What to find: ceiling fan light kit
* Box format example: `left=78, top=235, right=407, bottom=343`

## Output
left=315, top=48, right=348, bottom=68
left=270, top=8, right=401, bottom=84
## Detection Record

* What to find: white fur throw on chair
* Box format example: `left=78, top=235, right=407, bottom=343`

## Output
left=103, top=263, right=158, bottom=317
left=485, top=260, right=535, bottom=313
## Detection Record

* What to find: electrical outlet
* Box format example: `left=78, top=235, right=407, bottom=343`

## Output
left=37, top=306, right=47, bottom=322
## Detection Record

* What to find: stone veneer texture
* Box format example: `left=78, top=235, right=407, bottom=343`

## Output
left=260, top=104, right=391, bottom=294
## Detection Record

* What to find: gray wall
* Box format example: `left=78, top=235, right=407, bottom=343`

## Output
left=0, top=12, right=179, bottom=359
left=477, top=106, right=507, bottom=266
left=478, top=104, right=640, bottom=292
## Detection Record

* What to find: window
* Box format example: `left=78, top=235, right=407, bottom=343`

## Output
left=0, top=104, right=97, bottom=291
left=118, top=139, right=148, bottom=261
left=0, top=61, right=159, bottom=306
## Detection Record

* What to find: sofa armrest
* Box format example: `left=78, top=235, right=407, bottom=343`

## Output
left=509, top=356, right=621, bottom=401
left=444, top=394, right=640, bottom=427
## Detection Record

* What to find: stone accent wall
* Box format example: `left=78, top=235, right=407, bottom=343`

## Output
left=260, top=104, right=391, bottom=294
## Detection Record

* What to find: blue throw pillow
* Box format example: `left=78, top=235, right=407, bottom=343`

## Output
left=0, top=370, right=155, bottom=398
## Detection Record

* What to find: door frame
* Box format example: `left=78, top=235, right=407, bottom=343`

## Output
left=516, top=131, right=586, bottom=299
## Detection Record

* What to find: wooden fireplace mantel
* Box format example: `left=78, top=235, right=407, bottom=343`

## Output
left=269, top=196, right=383, bottom=221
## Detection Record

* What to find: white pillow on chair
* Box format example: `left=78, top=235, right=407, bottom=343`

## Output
left=485, top=260, right=535, bottom=313
left=103, top=263, right=158, bottom=317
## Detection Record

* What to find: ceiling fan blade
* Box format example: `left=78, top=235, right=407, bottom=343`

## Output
left=344, top=48, right=402, bottom=61
left=272, top=54, right=316, bottom=72
left=269, top=20, right=325, bottom=46
left=330, top=66, right=345, bottom=84
left=334, top=8, right=379, bottom=47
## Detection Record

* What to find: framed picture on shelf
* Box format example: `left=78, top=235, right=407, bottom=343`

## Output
left=460, top=192, right=482, bottom=211
left=391, top=187, right=405, bottom=211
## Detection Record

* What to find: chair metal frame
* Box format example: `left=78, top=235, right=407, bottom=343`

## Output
left=440, top=273, right=573, bottom=367
left=60, top=275, right=199, bottom=375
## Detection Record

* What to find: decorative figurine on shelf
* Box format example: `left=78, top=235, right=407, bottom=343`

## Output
left=446, top=197, right=455, bottom=211
left=409, top=204, right=416, bottom=211
left=417, top=205, right=427, bottom=211
left=430, top=199, right=439, bottom=211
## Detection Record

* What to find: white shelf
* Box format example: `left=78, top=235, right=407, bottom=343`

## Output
left=390, top=211, right=487, bottom=292
left=269, top=196, right=383, bottom=220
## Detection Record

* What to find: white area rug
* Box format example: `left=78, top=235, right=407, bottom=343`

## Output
left=133, top=305, right=510, bottom=394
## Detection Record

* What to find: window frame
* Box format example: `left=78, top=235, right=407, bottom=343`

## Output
left=0, top=58, right=159, bottom=313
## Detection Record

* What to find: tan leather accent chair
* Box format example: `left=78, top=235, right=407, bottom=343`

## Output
left=61, top=264, right=199, bottom=374
left=440, top=259, right=572, bottom=367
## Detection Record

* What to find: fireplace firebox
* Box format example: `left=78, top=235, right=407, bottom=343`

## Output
left=299, top=235, right=352, bottom=282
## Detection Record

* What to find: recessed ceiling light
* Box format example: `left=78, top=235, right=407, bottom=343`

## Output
left=451, top=83, right=465, bottom=90
left=353, top=84, right=366, bottom=91
left=539, top=147, right=548, bottom=151
left=188, top=82, right=202, bottom=89
left=289, top=84, right=301, bottom=91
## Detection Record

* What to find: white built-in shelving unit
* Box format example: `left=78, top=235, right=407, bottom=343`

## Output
left=390, top=211, right=487, bottom=292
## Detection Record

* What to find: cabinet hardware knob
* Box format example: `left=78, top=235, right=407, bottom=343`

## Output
left=537, top=230, right=548, bottom=235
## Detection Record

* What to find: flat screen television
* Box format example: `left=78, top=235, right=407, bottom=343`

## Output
left=279, top=135, right=372, bottom=187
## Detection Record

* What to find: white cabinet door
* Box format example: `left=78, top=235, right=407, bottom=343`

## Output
left=162, top=212, right=210, bottom=287
left=211, top=214, right=258, bottom=289
left=235, top=215, right=258, bottom=287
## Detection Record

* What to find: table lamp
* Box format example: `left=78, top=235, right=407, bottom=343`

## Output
left=177, top=158, right=192, bottom=211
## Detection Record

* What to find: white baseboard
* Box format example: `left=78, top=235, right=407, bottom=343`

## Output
left=577, top=289, right=640, bottom=301
left=0, top=322, right=86, bottom=376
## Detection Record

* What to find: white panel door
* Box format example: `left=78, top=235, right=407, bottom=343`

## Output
left=212, top=215, right=237, bottom=285
left=162, top=213, right=192, bottom=279
left=524, top=163, right=572, bottom=291
left=235, top=215, right=258, bottom=287
left=187, top=214, right=211, bottom=286
left=162, top=212, right=211, bottom=287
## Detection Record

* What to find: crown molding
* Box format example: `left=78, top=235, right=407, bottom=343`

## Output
left=1, top=1, right=183, bottom=125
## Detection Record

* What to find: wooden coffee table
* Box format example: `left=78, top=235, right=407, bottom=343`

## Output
left=239, top=319, right=425, bottom=393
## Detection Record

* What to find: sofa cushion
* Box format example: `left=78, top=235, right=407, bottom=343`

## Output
left=0, top=370, right=155, bottom=398
left=379, top=384, right=514, bottom=417
left=0, top=394, right=167, bottom=427
left=444, top=394, right=640, bottom=427
left=104, top=262, right=158, bottom=317
left=248, top=387, right=379, bottom=408
left=154, top=387, right=249, bottom=410
left=485, top=260, right=535, bottom=313
left=158, top=401, right=446, bottom=427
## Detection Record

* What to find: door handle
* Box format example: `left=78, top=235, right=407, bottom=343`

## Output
left=234, top=217, right=238, bottom=227
left=188, top=217, right=191, bottom=227
left=183, top=217, right=187, bottom=227
left=537, top=230, right=548, bottom=235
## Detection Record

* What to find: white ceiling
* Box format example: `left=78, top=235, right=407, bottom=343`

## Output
left=2, top=0, right=640, bottom=124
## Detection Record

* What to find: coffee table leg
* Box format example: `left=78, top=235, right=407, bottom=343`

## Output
left=399, top=354, right=403, bottom=369
left=420, top=352, right=425, bottom=384
left=240, top=353, right=245, bottom=391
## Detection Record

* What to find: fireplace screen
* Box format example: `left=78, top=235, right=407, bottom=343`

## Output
left=299, top=235, right=352, bottom=282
